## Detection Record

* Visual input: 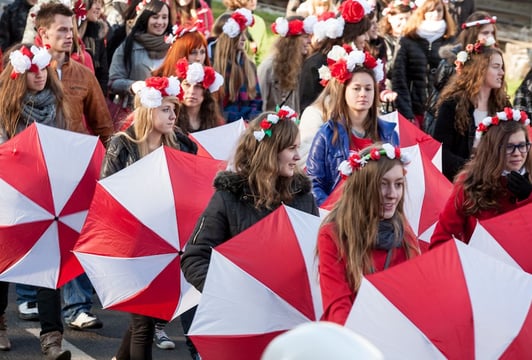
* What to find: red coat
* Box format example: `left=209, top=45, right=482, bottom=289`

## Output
left=318, top=221, right=419, bottom=325
left=430, top=179, right=532, bottom=248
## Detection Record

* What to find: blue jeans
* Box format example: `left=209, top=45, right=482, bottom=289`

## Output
left=62, top=273, right=94, bottom=323
left=16, top=284, right=38, bottom=305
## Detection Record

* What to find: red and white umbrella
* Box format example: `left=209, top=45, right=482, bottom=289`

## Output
left=469, top=202, right=532, bottom=273
left=189, top=119, right=246, bottom=161
left=74, top=146, right=226, bottom=321
left=0, top=123, right=105, bottom=288
left=188, top=205, right=323, bottom=360
left=345, top=240, right=532, bottom=359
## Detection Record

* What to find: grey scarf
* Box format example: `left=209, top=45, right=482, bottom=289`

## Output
left=20, top=89, right=58, bottom=129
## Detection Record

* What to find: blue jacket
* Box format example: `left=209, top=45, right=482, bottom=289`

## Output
left=306, top=118, right=399, bottom=205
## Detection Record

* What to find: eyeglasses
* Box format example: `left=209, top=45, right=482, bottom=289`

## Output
left=505, top=142, right=531, bottom=154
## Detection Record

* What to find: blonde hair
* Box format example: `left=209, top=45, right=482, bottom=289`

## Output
left=402, top=0, right=456, bottom=39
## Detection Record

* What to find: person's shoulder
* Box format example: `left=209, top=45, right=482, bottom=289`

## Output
left=213, top=171, right=247, bottom=194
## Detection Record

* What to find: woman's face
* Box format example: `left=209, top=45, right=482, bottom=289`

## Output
left=246, top=0, right=257, bottom=11
left=151, top=99, right=177, bottom=135
left=388, top=12, right=410, bottom=36
left=87, top=1, right=103, bottom=22
left=188, top=46, right=207, bottom=64
left=424, top=2, right=444, bottom=22
left=477, top=24, right=495, bottom=43
left=277, top=133, right=301, bottom=178
left=178, top=0, right=192, bottom=6
left=484, top=53, right=504, bottom=90
left=300, top=34, right=312, bottom=56
left=181, top=80, right=205, bottom=108
left=368, top=15, right=378, bottom=40
left=237, top=32, right=246, bottom=50
left=380, top=164, right=405, bottom=219
left=26, top=68, right=48, bottom=93
left=504, top=130, right=529, bottom=172
left=353, top=32, right=369, bottom=51
left=345, top=72, right=375, bottom=112
left=147, top=6, right=169, bottom=36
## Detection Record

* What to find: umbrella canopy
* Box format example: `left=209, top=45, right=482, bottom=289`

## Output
left=74, top=146, right=226, bottom=321
left=189, top=119, right=246, bottom=161
left=188, top=205, right=323, bottom=360
left=0, top=123, right=105, bottom=288
left=469, top=202, right=532, bottom=273
left=345, top=240, right=532, bottom=359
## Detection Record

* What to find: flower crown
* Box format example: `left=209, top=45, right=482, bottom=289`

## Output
left=222, top=8, right=254, bottom=38
left=165, top=23, right=201, bottom=44
left=475, top=107, right=530, bottom=140
left=461, top=16, right=497, bottom=30
left=133, top=76, right=181, bottom=108
left=338, top=0, right=372, bottom=24
left=313, top=16, right=345, bottom=42
left=253, top=106, right=299, bottom=142
left=271, top=16, right=317, bottom=37
left=318, top=45, right=384, bottom=86
left=175, top=58, right=224, bottom=93
left=73, top=0, right=87, bottom=26
left=382, top=0, right=416, bottom=16
left=454, top=38, right=496, bottom=73
left=338, top=143, right=410, bottom=178
left=9, top=45, right=52, bottom=79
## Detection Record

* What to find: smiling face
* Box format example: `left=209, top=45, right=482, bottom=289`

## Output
left=380, top=164, right=405, bottom=219
left=26, top=68, right=48, bottom=93
left=483, top=53, right=504, bottom=90
left=277, top=133, right=301, bottom=178
left=151, top=99, right=177, bottom=135
left=504, top=130, right=529, bottom=172
left=147, top=5, right=169, bottom=36
left=87, top=0, right=103, bottom=22
left=345, top=72, right=375, bottom=112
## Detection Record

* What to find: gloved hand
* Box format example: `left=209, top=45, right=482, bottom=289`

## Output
left=507, top=171, right=532, bottom=201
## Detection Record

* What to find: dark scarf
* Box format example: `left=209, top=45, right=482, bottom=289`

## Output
left=20, top=89, right=58, bottom=129
left=134, top=32, right=169, bottom=59
left=375, top=219, right=403, bottom=251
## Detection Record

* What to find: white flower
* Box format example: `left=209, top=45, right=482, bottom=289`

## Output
left=9, top=50, right=31, bottom=74
left=338, top=160, right=353, bottom=176
left=303, top=15, right=317, bottom=34
left=512, top=109, right=521, bottom=120
left=139, top=87, right=163, bottom=108
left=400, top=151, right=411, bottom=165
left=165, top=33, right=177, bottom=44
left=325, top=17, right=344, bottom=39
left=313, top=23, right=327, bottom=42
left=280, top=105, right=296, bottom=119
left=481, top=116, right=492, bottom=126
left=223, top=18, right=241, bottom=38
left=235, top=8, right=253, bottom=26
left=30, top=46, right=51, bottom=70
left=317, top=65, right=331, bottom=81
left=254, top=130, right=265, bottom=142
left=373, top=59, right=384, bottom=82
left=327, top=45, right=348, bottom=62
left=208, top=72, right=224, bottom=93
left=484, top=36, right=496, bottom=47
left=496, top=111, right=506, bottom=120
left=356, top=0, right=373, bottom=15
left=267, top=114, right=280, bottom=124
left=274, top=17, right=289, bottom=37
left=166, top=76, right=181, bottom=97
left=382, top=143, right=396, bottom=159
left=186, top=63, right=205, bottom=84
left=456, top=51, right=468, bottom=63
left=346, top=48, right=366, bottom=71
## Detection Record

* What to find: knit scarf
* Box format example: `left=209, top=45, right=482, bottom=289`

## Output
left=416, top=19, right=446, bottom=44
left=375, top=219, right=403, bottom=251
left=20, top=89, right=58, bottom=129
left=134, top=32, right=169, bottom=59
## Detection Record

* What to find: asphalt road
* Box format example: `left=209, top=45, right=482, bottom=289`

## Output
left=1, top=283, right=192, bottom=360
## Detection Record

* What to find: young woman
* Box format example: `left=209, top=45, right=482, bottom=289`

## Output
left=306, top=46, right=398, bottom=205
left=430, top=109, right=531, bottom=247
left=101, top=76, right=197, bottom=359
left=318, top=143, right=420, bottom=325
left=257, top=15, right=314, bottom=113
left=175, top=58, right=224, bottom=133
left=168, top=0, right=213, bottom=37
left=181, top=106, right=319, bottom=292
left=212, top=8, right=262, bottom=122
left=108, top=0, right=172, bottom=107
left=0, top=44, right=72, bottom=359
left=433, top=44, right=509, bottom=180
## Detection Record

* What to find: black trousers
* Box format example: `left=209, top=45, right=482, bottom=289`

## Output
left=116, top=313, right=156, bottom=360
left=37, top=287, right=63, bottom=335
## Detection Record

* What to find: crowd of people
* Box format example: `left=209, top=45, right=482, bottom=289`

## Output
left=0, top=0, right=531, bottom=358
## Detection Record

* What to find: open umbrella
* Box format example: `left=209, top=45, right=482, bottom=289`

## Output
left=345, top=240, right=532, bottom=359
left=469, top=202, right=532, bottom=273
left=189, top=119, right=246, bottom=161
left=73, top=146, right=226, bottom=321
left=0, top=123, right=105, bottom=288
left=188, top=205, right=323, bottom=360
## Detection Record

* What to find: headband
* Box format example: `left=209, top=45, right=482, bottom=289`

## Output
left=462, top=16, right=497, bottom=30
left=165, top=23, right=200, bottom=44
left=382, top=0, right=416, bottom=16
left=338, top=143, right=410, bottom=178
left=133, top=76, right=181, bottom=108
left=222, top=8, right=254, bottom=38
left=9, top=45, right=52, bottom=79
left=175, top=58, right=224, bottom=93
left=271, top=16, right=317, bottom=37
left=253, top=106, right=299, bottom=142
left=454, top=38, right=496, bottom=73
left=475, top=108, right=530, bottom=140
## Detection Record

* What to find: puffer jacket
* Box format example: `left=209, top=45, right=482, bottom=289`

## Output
left=306, top=118, right=399, bottom=206
left=181, top=171, right=319, bottom=291
left=299, top=52, right=327, bottom=112
left=0, top=0, right=32, bottom=51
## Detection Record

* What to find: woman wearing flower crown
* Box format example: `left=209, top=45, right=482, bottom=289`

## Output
left=100, top=76, right=197, bottom=360
left=0, top=43, right=73, bottom=358
left=168, top=0, right=213, bottom=37
left=318, top=143, right=420, bottom=325
left=257, top=15, right=314, bottom=113
left=306, top=45, right=398, bottom=206
left=181, top=106, right=318, bottom=292
left=433, top=45, right=508, bottom=181
left=430, top=108, right=531, bottom=248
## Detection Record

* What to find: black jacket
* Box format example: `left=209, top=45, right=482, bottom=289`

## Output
left=298, top=52, right=327, bottom=112
left=181, top=171, right=318, bottom=291
left=0, top=0, right=32, bottom=51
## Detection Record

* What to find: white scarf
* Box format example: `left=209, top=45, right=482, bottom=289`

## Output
left=416, top=19, right=446, bottom=44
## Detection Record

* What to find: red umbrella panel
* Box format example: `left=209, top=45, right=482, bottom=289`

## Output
left=189, top=119, right=246, bottom=161
left=0, top=123, right=105, bottom=288
left=345, top=240, right=532, bottom=359
left=469, top=201, right=532, bottom=273
left=74, top=146, right=226, bottom=321
left=188, top=205, right=323, bottom=360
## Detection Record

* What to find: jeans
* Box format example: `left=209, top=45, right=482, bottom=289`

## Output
left=15, top=283, right=38, bottom=305
left=62, top=273, right=94, bottom=323
left=116, top=314, right=155, bottom=360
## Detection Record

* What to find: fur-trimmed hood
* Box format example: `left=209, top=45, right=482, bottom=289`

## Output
left=438, top=43, right=462, bottom=64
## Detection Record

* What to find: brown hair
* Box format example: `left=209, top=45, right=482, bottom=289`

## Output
left=402, top=0, right=456, bottom=39
left=456, top=11, right=497, bottom=48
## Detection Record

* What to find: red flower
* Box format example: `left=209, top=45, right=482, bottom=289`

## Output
left=363, top=52, right=377, bottom=70
left=175, top=58, right=189, bottom=79
left=348, top=153, right=362, bottom=168
left=318, top=11, right=336, bottom=21
left=520, top=111, right=529, bottom=122
left=342, top=43, right=353, bottom=54
left=370, top=148, right=381, bottom=160
left=477, top=123, right=487, bottom=132
left=339, top=0, right=365, bottom=24
left=288, top=20, right=304, bottom=35
left=232, top=12, right=248, bottom=31
left=145, top=77, right=169, bottom=92
left=504, top=107, right=514, bottom=120
left=491, top=116, right=499, bottom=125
left=20, top=46, right=32, bottom=59
left=330, top=60, right=352, bottom=83
left=465, top=44, right=474, bottom=52
left=260, top=119, right=272, bottom=130
left=319, top=79, right=329, bottom=87
left=202, top=67, right=215, bottom=89
left=394, top=147, right=401, bottom=159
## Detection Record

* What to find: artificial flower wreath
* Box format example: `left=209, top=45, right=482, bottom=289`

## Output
left=9, top=45, right=51, bottom=79
left=382, top=0, right=416, bottom=16
left=461, top=16, right=497, bottom=30
left=338, top=143, right=410, bottom=178
left=253, top=106, right=299, bottom=142
left=222, top=8, right=254, bottom=38
left=175, top=58, right=224, bottom=93
left=454, top=38, right=496, bottom=74
left=475, top=107, right=530, bottom=140
left=165, top=23, right=200, bottom=44
left=313, top=16, right=345, bottom=42
left=338, top=0, right=371, bottom=24
left=135, top=76, right=181, bottom=108
left=271, top=15, right=317, bottom=37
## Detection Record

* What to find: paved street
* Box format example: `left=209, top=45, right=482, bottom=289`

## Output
left=1, top=283, right=192, bottom=360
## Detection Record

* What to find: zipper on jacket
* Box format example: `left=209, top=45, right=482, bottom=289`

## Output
left=191, top=217, right=206, bottom=245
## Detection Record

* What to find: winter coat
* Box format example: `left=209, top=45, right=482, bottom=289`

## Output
left=181, top=171, right=319, bottom=291
left=306, top=118, right=399, bottom=205
left=299, top=52, right=326, bottom=112
left=82, top=20, right=110, bottom=94
left=298, top=104, right=325, bottom=168
left=0, top=0, right=32, bottom=51
left=257, top=55, right=300, bottom=113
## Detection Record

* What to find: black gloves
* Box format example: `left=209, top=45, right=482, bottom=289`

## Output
left=507, top=171, right=532, bottom=201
